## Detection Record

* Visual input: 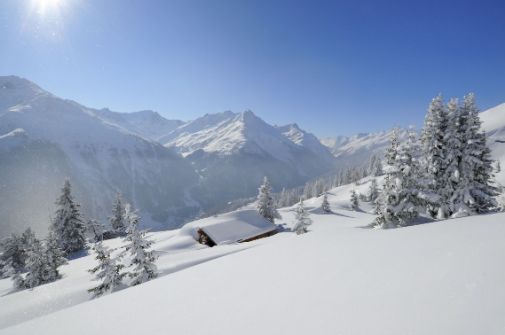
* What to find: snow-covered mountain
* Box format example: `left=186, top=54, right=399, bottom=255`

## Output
left=0, top=76, right=336, bottom=236
left=321, top=129, right=409, bottom=169
left=160, top=110, right=336, bottom=209
left=0, top=76, right=199, bottom=236
left=162, top=111, right=334, bottom=163
left=93, top=108, right=183, bottom=142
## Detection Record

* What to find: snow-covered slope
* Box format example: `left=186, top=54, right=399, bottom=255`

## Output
left=1, top=179, right=505, bottom=335
left=480, top=102, right=505, bottom=185
left=0, top=76, right=199, bottom=235
left=93, top=108, right=183, bottom=141
left=160, top=110, right=336, bottom=209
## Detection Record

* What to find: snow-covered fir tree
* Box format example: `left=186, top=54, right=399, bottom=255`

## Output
left=394, top=129, right=424, bottom=224
left=368, top=178, right=379, bottom=202
left=124, top=204, right=158, bottom=286
left=420, top=95, right=448, bottom=217
left=43, top=232, right=67, bottom=283
left=321, top=193, right=331, bottom=213
left=293, top=199, right=312, bottom=235
left=439, top=98, right=463, bottom=219
left=88, top=241, right=125, bottom=297
left=378, top=128, right=425, bottom=227
left=0, top=233, right=26, bottom=278
left=50, top=179, right=86, bottom=254
left=21, top=228, right=36, bottom=250
left=257, top=177, right=280, bottom=223
left=350, top=189, right=359, bottom=211
left=22, top=237, right=45, bottom=289
left=375, top=129, right=402, bottom=228
left=448, top=94, right=497, bottom=216
left=109, top=192, right=127, bottom=236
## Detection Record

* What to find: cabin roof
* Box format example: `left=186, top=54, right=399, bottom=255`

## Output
left=198, top=210, right=277, bottom=245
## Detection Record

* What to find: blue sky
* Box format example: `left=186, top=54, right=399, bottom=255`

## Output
left=1, top=0, right=504, bottom=136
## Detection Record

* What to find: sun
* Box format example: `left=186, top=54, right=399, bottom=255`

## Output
left=32, top=0, right=64, bottom=16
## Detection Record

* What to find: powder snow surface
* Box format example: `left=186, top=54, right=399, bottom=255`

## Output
left=1, top=179, right=505, bottom=335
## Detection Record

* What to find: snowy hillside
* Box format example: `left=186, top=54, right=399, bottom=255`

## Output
left=480, top=102, right=505, bottom=185
left=0, top=76, right=199, bottom=235
left=1, top=178, right=505, bottom=334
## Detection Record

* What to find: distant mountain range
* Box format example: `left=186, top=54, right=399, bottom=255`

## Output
left=0, top=76, right=333, bottom=235
left=321, top=130, right=410, bottom=170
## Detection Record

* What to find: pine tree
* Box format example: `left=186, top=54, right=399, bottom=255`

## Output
left=496, top=161, right=501, bottom=173
left=124, top=204, right=158, bottom=286
left=321, top=193, right=331, bottom=213
left=21, top=228, right=36, bottom=250
left=376, top=129, right=402, bottom=228
left=368, top=178, right=379, bottom=202
left=440, top=98, right=463, bottom=219
left=0, top=233, right=26, bottom=278
left=393, top=128, right=424, bottom=225
left=109, top=192, right=127, bottom=235
left=350, top=189, right=359, bottom=211
left=449, top=93, right=497, bottom=216
left=88, top=242, right=125, bottom=297
left=23, top=237, right=46, bottom=289
left=421, top=95, right=448, bottom=217
left=256, top=177, right=280, bottom=223
left=293, top=199, right=312, bottom=235
left=51, top=179, right=86, bottom=254
left=43, top=232, right=67, bottom=283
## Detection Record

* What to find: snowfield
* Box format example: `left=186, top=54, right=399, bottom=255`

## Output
left=1, top=179, right=505, bottom=335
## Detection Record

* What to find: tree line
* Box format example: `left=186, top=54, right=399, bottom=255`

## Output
left=0, top=180, right=158, bottom=296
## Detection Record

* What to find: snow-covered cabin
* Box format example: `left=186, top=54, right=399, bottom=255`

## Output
left=194, top=210, right=278, bottom=247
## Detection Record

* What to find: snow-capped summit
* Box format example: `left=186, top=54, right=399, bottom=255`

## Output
left=164, top=110, right=334, bottom=164
left=0, top=76, right=49, bottom=112
left=277, top=123, right=335, bottom=164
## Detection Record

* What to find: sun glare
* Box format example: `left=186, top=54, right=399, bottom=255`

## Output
left=32, top=0, right=64, bottom=16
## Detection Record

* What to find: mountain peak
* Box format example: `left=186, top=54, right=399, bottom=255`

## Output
left=239, top=109, right=258, bottom=121
left=0, top=76, right=50, bottom=113
left=0, top=75, right=45, bottom=94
